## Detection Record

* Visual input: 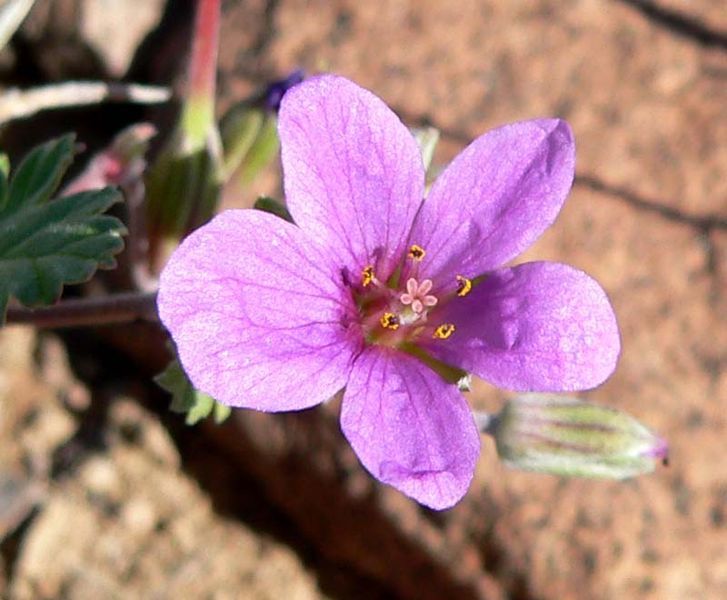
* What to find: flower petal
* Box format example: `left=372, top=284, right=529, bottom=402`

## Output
left=279, top=75, right=425, bottom=279
left=341, top=347, right=480, bottom=509
left=410, top=119, right=575, bottom=286
left=423, top=262, right=620, bottom=391
left=158, top=209, right=359, bottom=411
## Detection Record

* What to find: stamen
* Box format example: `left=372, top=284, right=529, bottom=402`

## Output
left=408, top=244, right=426, bottom=261
left=380, top=312, right=400, bottom=330
left=433, top=323, right=456, bottom=339
left=456, top=275, right=472, bottom=297
left=362, top=265, right=374, bottom=287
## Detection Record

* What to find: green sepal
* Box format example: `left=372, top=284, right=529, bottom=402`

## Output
left=0, top=153, right=8, bottom=209
left=145, top=128, right=223, bottom=241
left=220, top=105, right=265, bottom=179
left=253, top=196, right=293, bottom=223
left=238, top=113, right=279, bottom=186
left=155, top=355, right=231, bottom=426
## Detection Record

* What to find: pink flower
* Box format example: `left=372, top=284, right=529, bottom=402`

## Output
left=158, top=75, right=620, bottom=509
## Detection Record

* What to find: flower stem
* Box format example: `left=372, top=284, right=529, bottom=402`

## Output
left=5, top=292, right=159, bottom=329
left=181, top=0, right=221, bottom=148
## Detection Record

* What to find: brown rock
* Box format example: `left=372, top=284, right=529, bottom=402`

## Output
left=10, top=399, right=328, bottom=600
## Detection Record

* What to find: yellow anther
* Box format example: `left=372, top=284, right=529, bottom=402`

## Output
left=362, top=265, right=374, bottom=287
left=408, top=244, right=426, bottom=261
left=456, top=275, right=472, bottom=297
left=380, top=312, right=400, bottom=330
left=433, top=323, right=456, bottom=340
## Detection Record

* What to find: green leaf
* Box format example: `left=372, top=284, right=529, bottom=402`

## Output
left=0, top=154, right=8, bottom=210
left=0, top=135, right=126, bottom=321
left=155, top=357, right=232, bottom=426
left=213, top=402, right=232, bottom=424
left=0, top=154, right=10, bottom=178
left=5, top=134, right=75, bottom=213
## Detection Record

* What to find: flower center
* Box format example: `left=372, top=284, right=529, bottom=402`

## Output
left=399, top=277, right=438, bottom=320
left=350, top=244, right=471, bottom=347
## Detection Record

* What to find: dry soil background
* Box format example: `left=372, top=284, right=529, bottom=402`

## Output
left=0, top=1, right=725, bottom=599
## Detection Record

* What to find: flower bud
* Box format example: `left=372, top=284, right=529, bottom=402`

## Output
left=144, top=0, right=224, bottom=271
left=488, top=394, right=668, bottom=479
left=261, top=69, right=305, bottom=112
left=219, top=71, right=304, bottom=185
left=64, top=123, right=156, bottom=194
left=144, top=125, right=223, bottom=269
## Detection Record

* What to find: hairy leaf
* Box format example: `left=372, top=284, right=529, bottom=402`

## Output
left=0, top=135, right=126, bottom=321
left=5, top=134, right=75, bottom=212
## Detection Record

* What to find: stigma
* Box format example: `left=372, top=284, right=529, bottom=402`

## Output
left=400, top=277, right=438, bottom=315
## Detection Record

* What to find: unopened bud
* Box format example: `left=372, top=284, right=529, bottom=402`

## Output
left=64, top=123, right=156, bottom=194
left=488, top=394, right=668, bottom=479
left=145, top=123, right=223, bottom=270
left=262, top=69, right=304, bottom=112
left=219, top=103, right=279, bottom=187
left=220, top=71, right=304, bottom=183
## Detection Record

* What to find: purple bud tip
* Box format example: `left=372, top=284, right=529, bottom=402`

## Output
left=264, top=69, right=305, bottom=112
left=647, top=437, right=670, bottom=464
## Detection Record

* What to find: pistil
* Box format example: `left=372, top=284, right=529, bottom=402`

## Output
left=400, top=277, right=438, bottom=315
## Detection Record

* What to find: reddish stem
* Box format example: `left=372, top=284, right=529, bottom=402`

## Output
left=5, top=292, right=159, bottom=329
left=188, top=0, right=220, bottom=107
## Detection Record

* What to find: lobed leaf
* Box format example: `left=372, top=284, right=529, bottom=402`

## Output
left=5, top=134, right=75, bottom=213
left=0, top=135, right=126, bottom=321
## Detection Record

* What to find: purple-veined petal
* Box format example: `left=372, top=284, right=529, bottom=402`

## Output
left=158, top=209, right=360, bottom=411
left=423, top=262, right=620, bottom=391
left=410, top=119, right=575, bottom=288
left=279, top=75, right=425, bottom=279
left=341, top=347, right=480, bottom=510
